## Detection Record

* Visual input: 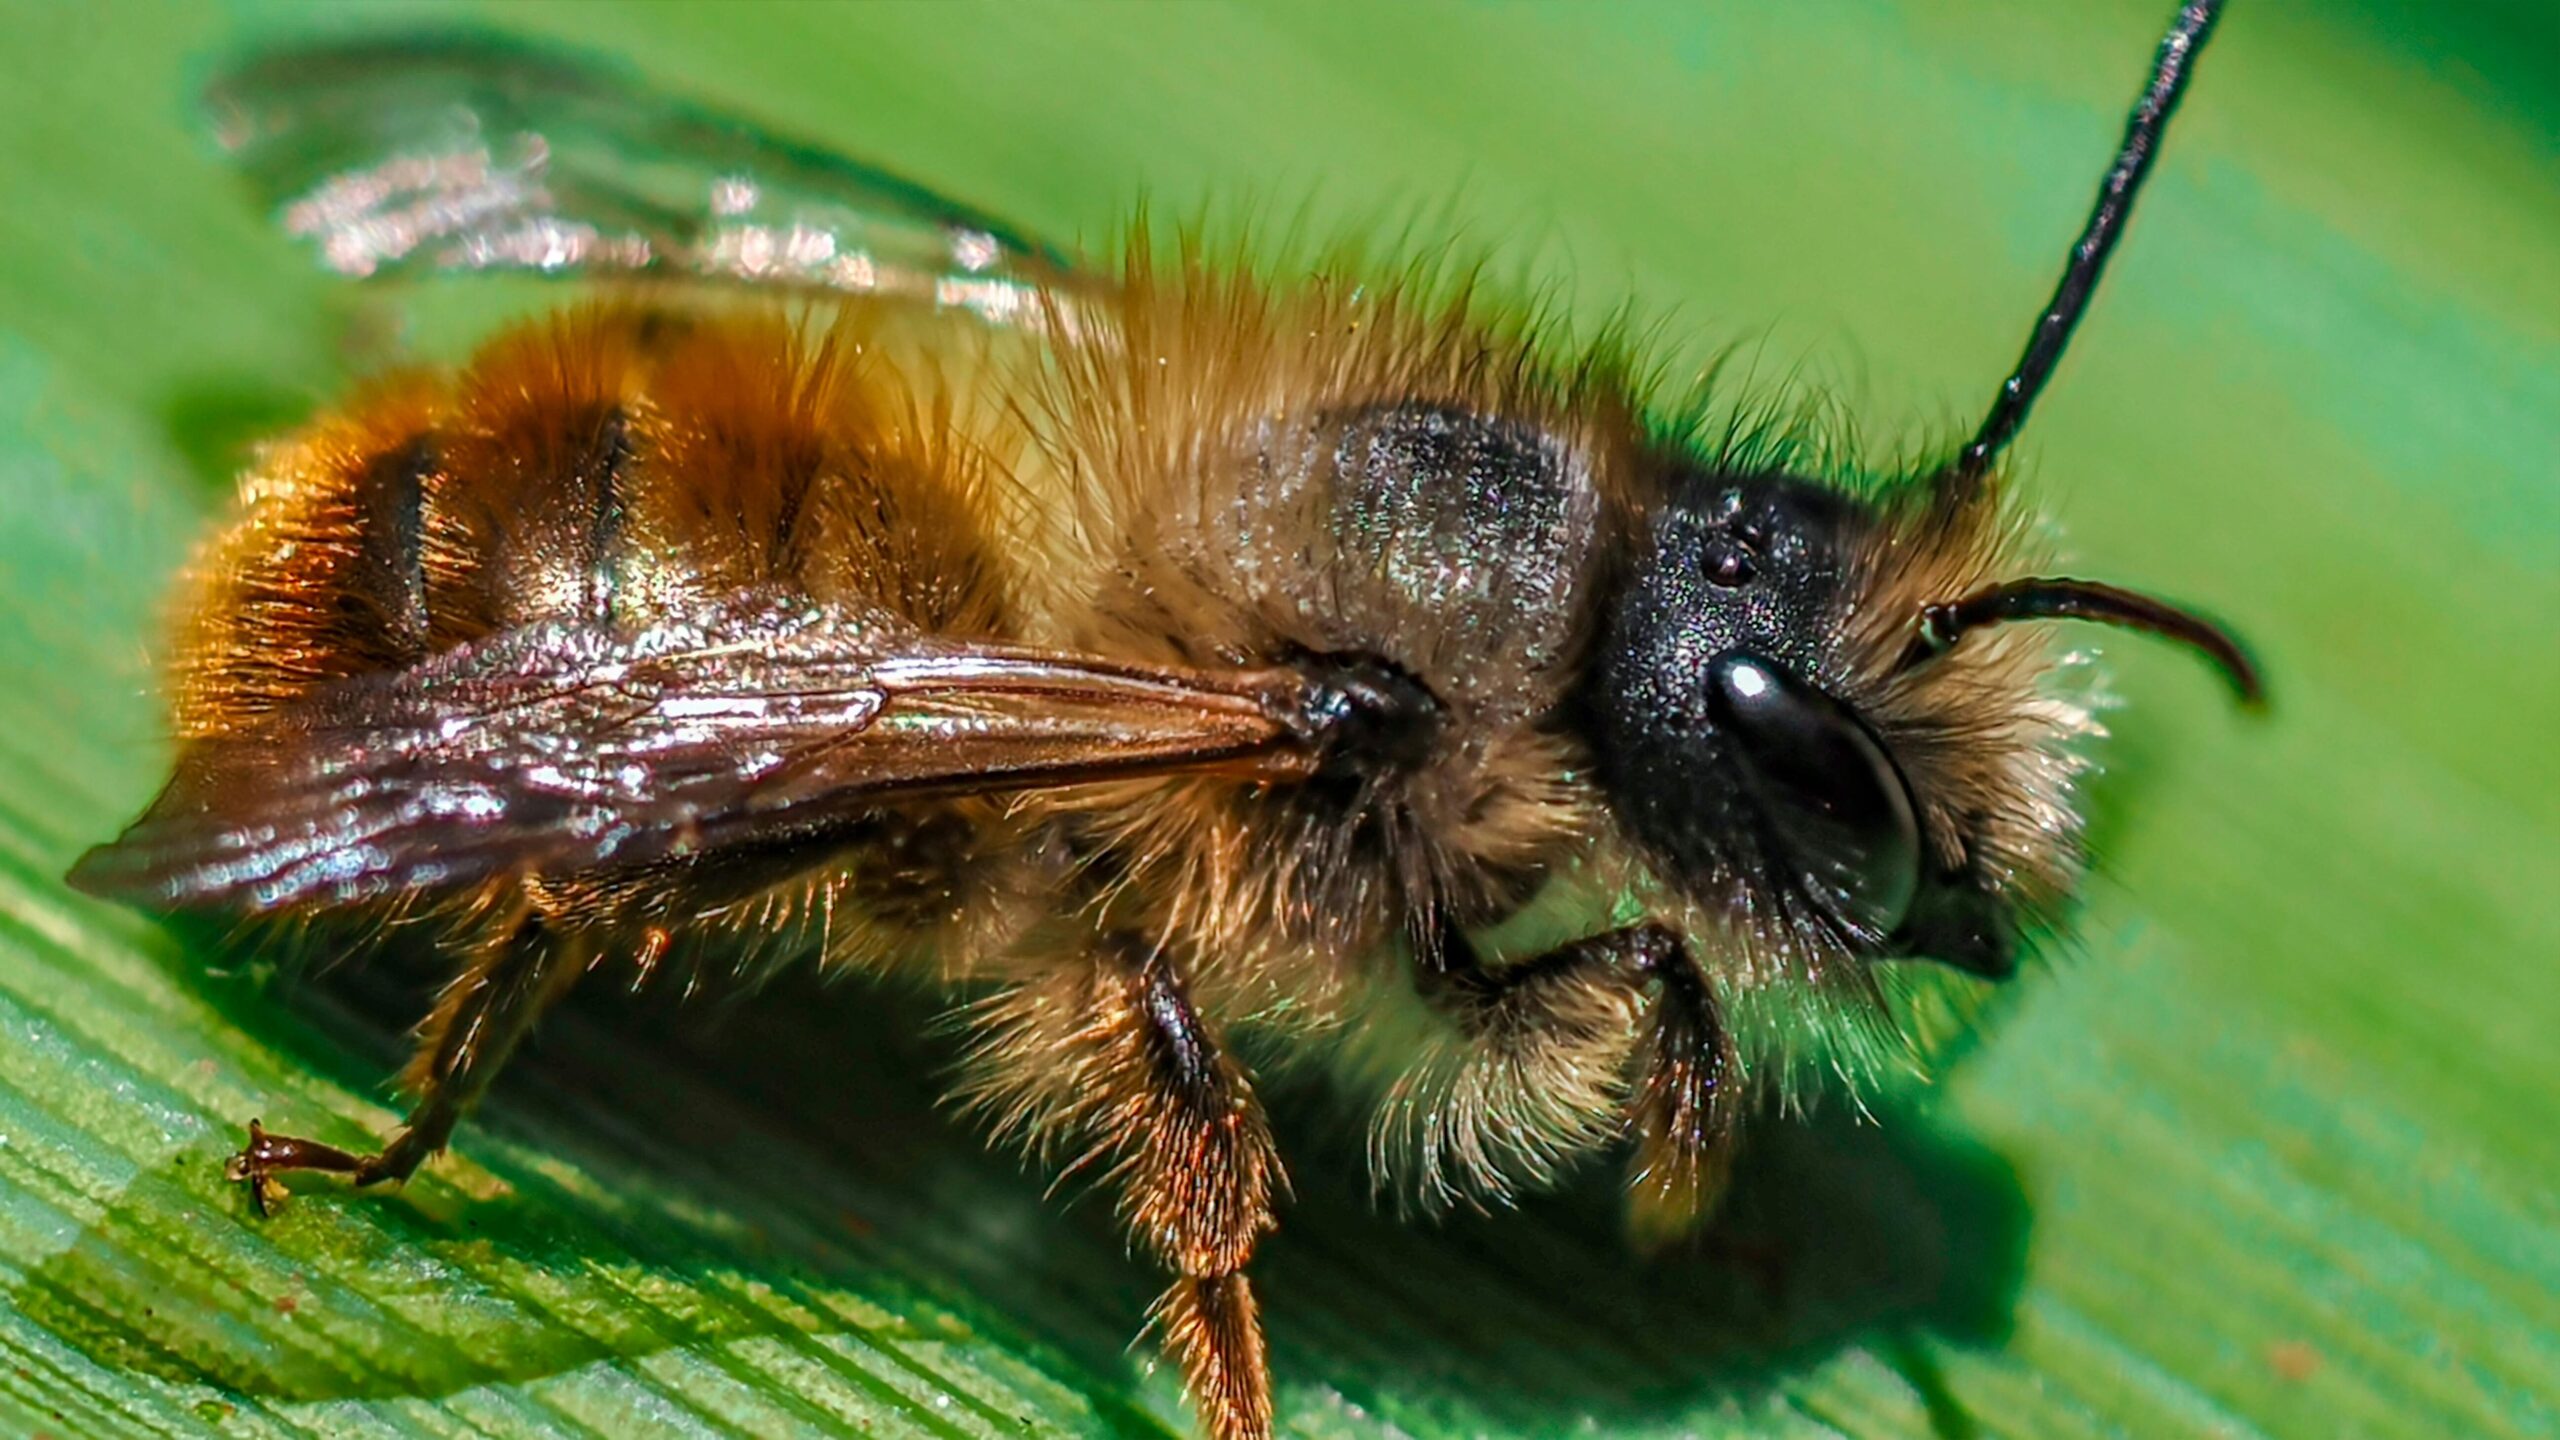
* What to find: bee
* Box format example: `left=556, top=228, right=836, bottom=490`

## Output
left=73, top=4, right=2259, bottom=1437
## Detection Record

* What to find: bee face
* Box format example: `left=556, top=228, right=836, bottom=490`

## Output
left=1589, top=472, right=1931, bottom=950
left=1586, top=423, right=2259, bottom=984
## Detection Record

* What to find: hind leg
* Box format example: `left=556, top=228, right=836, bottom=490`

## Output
left=230, top=911, right=588, bottom=1213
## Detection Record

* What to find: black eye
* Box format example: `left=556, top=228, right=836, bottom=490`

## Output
left=1701, top=537, right=1755, bottom=588
left=1704, top=651, right=1921, bottom=940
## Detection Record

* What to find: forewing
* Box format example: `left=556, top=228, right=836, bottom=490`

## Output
left=206, top=32, right=1093, bottom=325
left=71, top=598, right=1314, bottom=911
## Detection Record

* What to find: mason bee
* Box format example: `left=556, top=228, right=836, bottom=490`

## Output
left=72, top=3, right=2260, bottom=1436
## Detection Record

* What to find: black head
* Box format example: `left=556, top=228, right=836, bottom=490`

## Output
left=1581, top=0, right=2262, bottom=980
left=1587, top=470, right=2022, bottom=973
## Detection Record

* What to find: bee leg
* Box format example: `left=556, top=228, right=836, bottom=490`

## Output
left=228, top=913, right=587, bottom=1214
left=966, top=936, right=1282, bottom=1440
left=1422, top=921, right=1740, bottom=1249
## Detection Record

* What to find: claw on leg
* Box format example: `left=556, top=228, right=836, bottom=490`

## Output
left=226, top=1118, right=364, bottom=1215
left=224, top=1113, right=450, bottom=1215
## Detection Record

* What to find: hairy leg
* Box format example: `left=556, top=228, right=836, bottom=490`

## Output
left=963, top=934, right=1282, bottom=1440
left=229, top=910, right=588, bottom=1212
left=1421, top=921, right=1741, bottom=1249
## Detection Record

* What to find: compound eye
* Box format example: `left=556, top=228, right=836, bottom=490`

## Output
left=1704, top=651, right=1922, bottom=940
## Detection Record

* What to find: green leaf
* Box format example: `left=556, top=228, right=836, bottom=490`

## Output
left=4, top=2, right=2553, bottom=1437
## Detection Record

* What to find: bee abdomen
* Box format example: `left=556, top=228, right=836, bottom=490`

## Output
left=349, top=433, right=433, bottom=662
left=176, top=303, right=1018, bottom=735
left=423, top=315, right=648, bottom=640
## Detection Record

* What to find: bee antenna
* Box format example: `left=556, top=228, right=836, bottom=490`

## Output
left=1900, top=577, right=2265, bottom=709
left=1948, top=0, right=2223, bottom=491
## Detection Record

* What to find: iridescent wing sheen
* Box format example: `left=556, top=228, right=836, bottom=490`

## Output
left=205, top=32, right=1093, bottom=324
left=70, top=598, right=1316, bottom=911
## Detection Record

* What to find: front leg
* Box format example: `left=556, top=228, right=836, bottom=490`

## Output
left=1420, top=921, right=1741, bottom=1249
left=962, top=935, right=1283, bottom=1440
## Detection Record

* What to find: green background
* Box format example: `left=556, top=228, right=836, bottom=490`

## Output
left=2, top=2, right=2553, bottom=1437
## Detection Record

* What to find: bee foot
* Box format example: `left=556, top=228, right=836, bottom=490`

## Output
left=225, top=1117, right=371, bottom=1216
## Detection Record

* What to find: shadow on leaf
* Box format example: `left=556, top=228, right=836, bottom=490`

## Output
left=27, top=929, right=2029, bottom=1436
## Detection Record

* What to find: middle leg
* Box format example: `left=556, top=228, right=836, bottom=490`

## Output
left=962, top=933, right=1283, bottom=1440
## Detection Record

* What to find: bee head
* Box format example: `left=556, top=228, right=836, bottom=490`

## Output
left=1565, top=0, right=2262, bottom=981
left=1586, top=464, right=2261, bottom=977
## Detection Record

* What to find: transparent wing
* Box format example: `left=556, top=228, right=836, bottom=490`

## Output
left=70, top=597, right=1317, bottom=911
left=206, top=32, right=1096, bottom=325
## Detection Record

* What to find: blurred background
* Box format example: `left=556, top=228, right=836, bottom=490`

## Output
left=1, top=2, right=2551, bottom=1437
